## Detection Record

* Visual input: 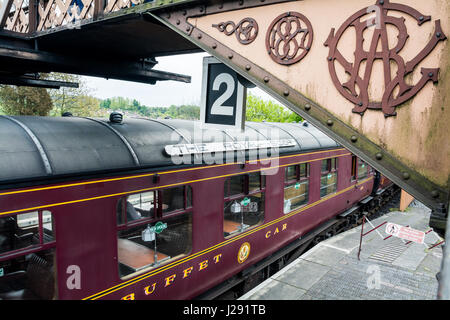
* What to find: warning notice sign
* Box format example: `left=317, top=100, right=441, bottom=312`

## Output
left=385, top=223, right=425, bottom=244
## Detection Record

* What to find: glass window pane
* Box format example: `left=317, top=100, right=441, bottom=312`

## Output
left=284, top=181, right=308, bottom=213
left=42, top=211, right=55, bottom=243
left=249, top=172, right=261, bottom=192
left=186, top=185, right=192, bottom=208
left=120, top=192, right=155, bottom=223
left=162, top=187, right=185, bottom=214
left=299, top=163, right=307, bottom=177
left=0, top=212, right=39, bottom=254
left=320, top=172, right=337, bottom=197
left=357, top=159, right=368, bottom=180
left=118, top=213, right=192, bottom=278
left=285, top=165, right=297, bottom=181
left=321, top=159, right=329, bottom=172
left=225, top=175, right=244, bottom=197
left=223, top=193, right=264, bottom=237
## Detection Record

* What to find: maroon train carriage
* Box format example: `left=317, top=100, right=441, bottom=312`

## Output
left=0, top=115, right=394, bottom=300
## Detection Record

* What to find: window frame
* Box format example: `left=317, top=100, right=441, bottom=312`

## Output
left=283, top=163, right=310, bottom=213
left=0, top=209, right=56, bottom=261
left=116, top=185, right=194, bottom=279
left=117, top=185, right=193, bottom=230
left=223, top=172, right=266, bottom=238
left=320, top=157, right=338, bottom=198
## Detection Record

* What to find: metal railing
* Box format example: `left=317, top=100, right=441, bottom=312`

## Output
left=0, top=0, right=149, bottom=34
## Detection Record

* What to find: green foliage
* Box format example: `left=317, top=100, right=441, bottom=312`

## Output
left=245, top=93, right=302, bottom=123
left=47, top=73, right=103, bottom=117
left=99, top=97, right=200, bottom=120
left=0, top=85, right=53, bottom=116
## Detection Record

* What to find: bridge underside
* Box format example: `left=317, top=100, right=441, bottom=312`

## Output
left=0, top=12, right=199, bottom=84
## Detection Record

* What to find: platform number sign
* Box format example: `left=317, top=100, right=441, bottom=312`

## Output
left=200, top=57, right=246, bottom=130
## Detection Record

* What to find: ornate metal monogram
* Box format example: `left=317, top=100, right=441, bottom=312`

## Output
left=265, top=11, right=314, bottom=65
left=212, top=18, right=259, bottom=45
left=324, top=0, right=447, bottom=117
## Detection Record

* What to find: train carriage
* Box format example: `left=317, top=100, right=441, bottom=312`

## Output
left=0, top=115, right=393, bottom=300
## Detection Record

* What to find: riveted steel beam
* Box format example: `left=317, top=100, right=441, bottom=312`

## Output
left=149, top=0, right=449, bottom=217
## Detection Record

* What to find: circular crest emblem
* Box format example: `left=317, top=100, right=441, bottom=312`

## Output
left=266, top=11, right=314, bottom=65
left=237, top=242, right=251, bottom=264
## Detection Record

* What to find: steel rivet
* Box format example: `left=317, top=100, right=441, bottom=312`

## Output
left=228, top=53, right=233, bottom=59
left=283, top=90, right=289, bottom=97
left=327, top=57, right=333, bottom=61
left=199, top=7, right=203, bottom=12
left=304, top=104, right=311, bottom=111
left=358, top=102, right=363, bottom=106
left=176, top=19, right=180, bottom=25
left=212, top=43, right=217, bottom=49
left=419, top=16, right=424, bottom=21
left=402, top=172, right=410, bottom=180
left=431, top=190, right=439, bottom=198
left=197, top=34, right=202, bottom=39
left=218, top=4, right=223, bottom=9
left=351, top=135, right=358, bottom=143
left=327, top=119, right=333, bottom=126
left=375, top=153, right=383, bottom=160
left=436, top=32, right=442, bottom=38
left=263, top=76, right=269, bottom=83
left=379, top=0, right=384, bottom=4
left=245, top=65, right=251, bottom=71
left=239, top=0, right=243, bottom=5
left=428, top=72, right=434, bottom=77
left=186, top=26, right=190, bottom=32
left=183, top=10, right=187, bottom=15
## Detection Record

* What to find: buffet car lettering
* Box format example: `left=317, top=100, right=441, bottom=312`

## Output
left=265, top=223, right=287, bottom=239
left=121, top=253, right=223, bottom=299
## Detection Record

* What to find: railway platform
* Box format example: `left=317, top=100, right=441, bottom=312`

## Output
left=239, top=201, right=444, bottom=300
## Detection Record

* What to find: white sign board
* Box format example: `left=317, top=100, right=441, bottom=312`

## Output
left=385, top=222, right=425, bottom=244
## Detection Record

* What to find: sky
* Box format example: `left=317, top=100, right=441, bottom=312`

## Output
left=82, top=52, right=278, bottom=108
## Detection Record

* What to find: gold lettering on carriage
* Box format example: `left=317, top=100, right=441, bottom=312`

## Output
left=121, top=253, right=223, bottom=300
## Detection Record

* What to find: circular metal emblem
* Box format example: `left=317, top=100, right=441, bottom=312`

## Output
left=237, top=242, right=251, bottom=264
left=266, top=11, right=314, bottom=65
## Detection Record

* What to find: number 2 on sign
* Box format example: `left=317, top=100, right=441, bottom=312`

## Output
left=210, top=73, right=235, bottom=116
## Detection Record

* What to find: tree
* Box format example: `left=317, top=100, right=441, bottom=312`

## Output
left=245, top=93, right=302, bottom=123
left=0, top=85, right=53, bottom=116
left=47, top=73, right=102, bottom=117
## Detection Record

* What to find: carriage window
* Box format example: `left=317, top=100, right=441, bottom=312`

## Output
left=357, top=158, right=368, bottom=180
left=0, top=210, right=55, bottom=255
left=224, top=175, right=245, bottom=197
left=116, top=186, right=193, bottom=279
left=351, top=155, right=357, bottom=181
left=117, top=191, right=156, bottom=225
left=0, top=210, right=56, bottom=300
left=320, top=158, right=338, bottom=198
left=223, top=173, right=265, bottom=238
left=284, top=163, right=309, bottom=213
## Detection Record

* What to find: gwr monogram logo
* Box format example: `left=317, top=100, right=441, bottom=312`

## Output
left=324, top=0, right=446, bottom=117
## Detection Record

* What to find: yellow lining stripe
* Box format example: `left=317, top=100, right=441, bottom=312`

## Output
left=0, top=153, right=351, bottom=217
left=0, top=148, right=345, bottom=197
left=83, top=175, right=373, bottom=300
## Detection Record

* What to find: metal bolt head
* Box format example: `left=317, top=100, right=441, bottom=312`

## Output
left=436, top=32, right=442, bottom=38
left=228, top=53, right=233, bottom=59
left=327, top=119, right=333, bottom=126
left=375, top=153, right=383, bottom=160
left=304, top=104, right=311, bottom=111
left=283, top=90, right=289, bottom=97
left=351, top=135, right=358, bottom=143
left=263, top=76, right=269, bottom=83
left=402, top=172, right=410, bottom=180
left=428, top=72, right=434, bottom=77
left=431, top=190, right=439, bottom=198
left=245, top=65, right=251, bottom=71
left=197, top=34, right=202, bottom=39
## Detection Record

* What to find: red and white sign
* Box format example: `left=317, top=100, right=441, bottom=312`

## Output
left=385, top=222, right=425, bottom=244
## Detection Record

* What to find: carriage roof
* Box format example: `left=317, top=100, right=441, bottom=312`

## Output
left=0, top=115, right=339, bottom=185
